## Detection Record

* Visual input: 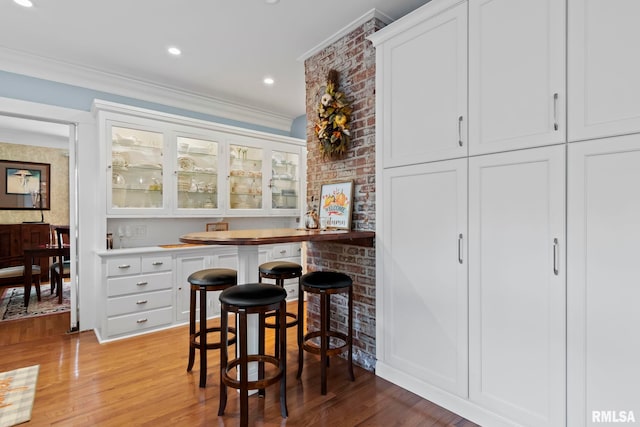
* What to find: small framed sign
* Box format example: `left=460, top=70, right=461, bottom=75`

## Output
left=319, top=180, right=353, bottom=230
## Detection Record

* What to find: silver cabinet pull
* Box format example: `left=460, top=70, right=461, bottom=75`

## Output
left=118, top=264, right=131, bottom=269
left=136, top=318, right=148, bottom=324
left=136, top=300, right=148, bottom=305
left=136, top=281, right=148, bottom=286
left=458, top=116, right=464, bottom=146
left=458, top=233, right=464, bottom=264
left=553, top=238, right=559, bottom=275
left=280, top=250, right=287, bottom=254
left=152, top=261, right=163, bottom=266
left=553, top=93, right=559, bottom=131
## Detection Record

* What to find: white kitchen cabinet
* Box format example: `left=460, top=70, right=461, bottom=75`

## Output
left=370, top=0, right=467, bottom=167
left=107, top=121, right=168, bottom=215
left=568, top=135, right=640, bottom=426
left=377, top=158, right=468, bottom=398
left=94, top=100, right=305, bottom=218
left=568, top=0, right=640, bottom=142
left=174, top=134, right=223, bottom=214
left=99, top=253, right=174, bottom=341
left=469, top=0, right=565, bottom=154
left=468, top=145, right=566, bottom=427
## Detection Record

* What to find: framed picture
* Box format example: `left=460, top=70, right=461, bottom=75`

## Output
left=319, top=180, right=354, bottom=230
left=0, top=160, right=50, bottom=210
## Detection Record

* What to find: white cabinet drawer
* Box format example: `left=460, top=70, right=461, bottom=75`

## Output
left=107, top=307, right=173, bottom=337
left=270, top=243, right=301, bottom=260
left=106, top=257, right=142, bottom=277
left=107, top=271, right=172, bottom=297
left=107, top=289, right=172, bottom=317
left=142, top=255, right=172, bottom=273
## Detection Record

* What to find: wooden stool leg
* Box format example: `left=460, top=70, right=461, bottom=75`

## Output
left=348, top=286, right=355, bottom=381
left=218, top=305, right=228, bottom=416
left=258, top=311, right=266, bottom=397
left=279, top=300, right=288, bottom=418
left=239, top=310, right=249, bottom=427
left=199, top=287, right=207, bottom=388
left=296, top=285, right=304, bottom=379
left=187, top=288, right=196, bottom=372
left=320, top=291, right=328, bottom=395
left=273, top=278, right=282, bottom=359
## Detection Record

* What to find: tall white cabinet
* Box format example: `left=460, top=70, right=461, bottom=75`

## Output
left=372, top=0, right=640, bottom=425
left=380, top=159, right=468, bottom=398
left=468, top=0, right=565, bottom=154
left=378, top=0, right=467, bottom=167
left=568, top=135, right=640, bottom=426
left=568, top=0, right=640, bottom=141
left=468, top=146, right=566, bottom=426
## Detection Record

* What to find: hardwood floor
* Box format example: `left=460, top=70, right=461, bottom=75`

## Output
left=0, top=303, right=478, bottom=426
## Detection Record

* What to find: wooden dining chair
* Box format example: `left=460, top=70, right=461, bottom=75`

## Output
left=50, top=225, right=70, bottom=300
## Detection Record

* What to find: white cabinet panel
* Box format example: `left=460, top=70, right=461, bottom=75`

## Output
left=568, top=0, right=640, bottom=141
left=380, top=158, right=468, bottom=397
left=468, top=145, right=565, bottom=427
left=469, top=0, right=565, bottom=154
left=378, top=0, right=467, bottom=167
left=568, top=135, right=640, bottom=426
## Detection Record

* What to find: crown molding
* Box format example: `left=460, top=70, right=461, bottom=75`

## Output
left=0, top=47, right=293, bottom=132
left=297, top=8, right=394, bottom=62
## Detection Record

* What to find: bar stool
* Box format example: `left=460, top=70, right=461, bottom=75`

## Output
left=258, top=261, right=302, bottom=358
left=186, top=268, right=237, bottom=388
left=297, top=271, right=355, bottom=395
left=218, top=283, right=288, bottom=427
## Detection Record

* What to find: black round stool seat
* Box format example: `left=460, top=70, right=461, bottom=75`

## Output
left=301, top=271, right=352, bottom=289
left=258, top=261, right=302, bottom=359
left=259, top=261, right=303, bottom=278
left=219, top=282, right=287, bottom=307
left=297, top=270, right=355, bottom=395
left=188, top=268, right=237, bottom=286
left=218, top=283, right=289, bottom=426
left=187, top=268, right=237, bottom=388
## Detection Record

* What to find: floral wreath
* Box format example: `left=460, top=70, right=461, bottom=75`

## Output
left=314, top=70, right=352, bottom=158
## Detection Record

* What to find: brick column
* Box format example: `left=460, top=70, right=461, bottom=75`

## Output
left=303, top=18, right=383, bottom=371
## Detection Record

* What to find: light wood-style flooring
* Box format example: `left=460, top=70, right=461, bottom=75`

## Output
left=0, top=303, right=478, bottom=426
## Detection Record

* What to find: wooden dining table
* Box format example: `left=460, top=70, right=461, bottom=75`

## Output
left=23, top=243, right=70, bottom=307
left=179, top=227, right=375, bottom=380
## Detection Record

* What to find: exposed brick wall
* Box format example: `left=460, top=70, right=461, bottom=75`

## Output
left=303, top=18, right=384, bottom=372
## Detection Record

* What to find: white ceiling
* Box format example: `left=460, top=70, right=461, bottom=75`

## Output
left=0, top=0, right=429, bottom=127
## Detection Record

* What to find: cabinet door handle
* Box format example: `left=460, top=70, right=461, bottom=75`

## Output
left=553, top=93, right=559, bottom=131
left=118, top=264, right=131, bottom=269
left=458, top=116, right=464, bottom=147
left=152, top=261, right=163, bottom=266
left=458, top=233, right=464, bottom=264
left=553, top=238, right=559, bottom=275
left=136, top=318, right=148, bottom=324
left=136, top=300, right=148, bottom=305
left=136, top=281, right=148, bottom=286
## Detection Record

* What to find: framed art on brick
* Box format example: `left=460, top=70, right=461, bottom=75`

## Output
left=319, top=180, right=353, bottom=230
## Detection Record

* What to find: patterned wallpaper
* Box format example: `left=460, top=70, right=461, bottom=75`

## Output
left=0, top=142, right=70, bottom=228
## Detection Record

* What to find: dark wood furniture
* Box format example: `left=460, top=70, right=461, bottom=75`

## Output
left=0, top=223, right=51, bottom=282
left=259, top=261, right=302, bottom=358
left=297, top=271, right=355, bottom=395
left=50, top=225, right=70, bottom=297
left=24, top=243, right=70, bottom=307
left=186, top=268, right=237, bottom=388
left=218, top=283, right=288, bottom=427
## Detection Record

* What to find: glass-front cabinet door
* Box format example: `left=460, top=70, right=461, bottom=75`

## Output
left=175, top=136, right=220, bottom=212
left=109, top=125, right=165, bottom=213
left=270, top=148, right=300, bottom=212
left=228, top=144, right=263, bottom=211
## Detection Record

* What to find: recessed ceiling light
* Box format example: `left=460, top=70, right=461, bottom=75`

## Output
left=14, top=0, right=33, bottom=7
left=263, top=77, right=275, bottom=86
left=168, top=46, right=182, bottom=56
left=265, top=0, right=280, bottom=4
